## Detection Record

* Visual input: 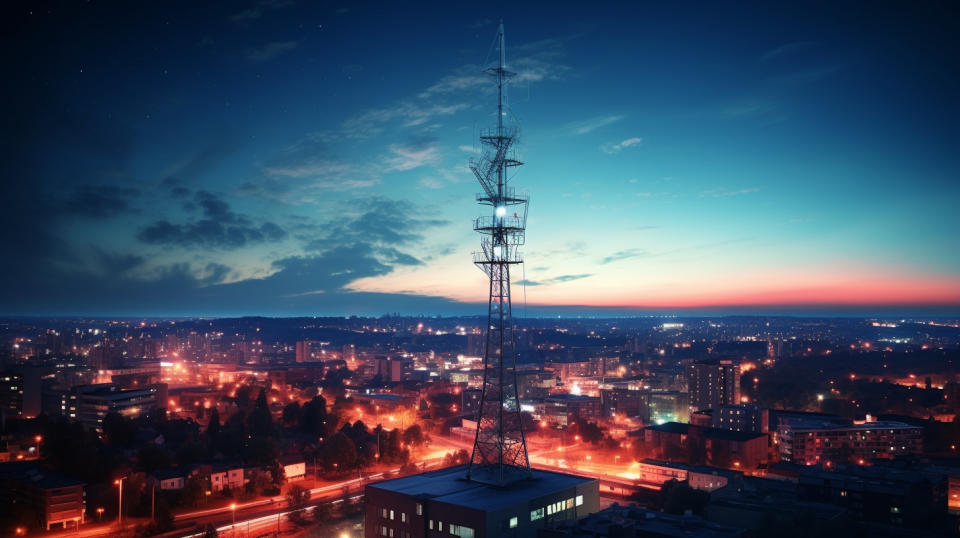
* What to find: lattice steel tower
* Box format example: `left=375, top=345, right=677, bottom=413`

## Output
left=466, top=22, right=532, bottom=486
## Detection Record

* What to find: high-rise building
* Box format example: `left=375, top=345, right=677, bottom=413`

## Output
left=686, top=360, right=740, bottom=412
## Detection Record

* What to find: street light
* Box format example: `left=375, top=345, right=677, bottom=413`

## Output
left=230, top=503, right=237, bottom=527
left=15, top=527, right=25, bottom=536
left=96, top=507, right=105, bottom=522
left=114, top=477, right=126, bottom=529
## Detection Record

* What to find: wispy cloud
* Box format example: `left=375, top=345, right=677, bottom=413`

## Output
left=384, top=143, right=441, bottom=172
left=600, top=248, right=651, bottom=264
left=334, top=102, right=469, bottom=139
left=229, top=0, right=295, bottom=27
left=245, top=40, right=297, bottom=62
left=519, top=273, right=593, bottom=286
left=760, top=41, right=816, bottom=63
left=699, top=187, right=759, bottom=198
left=567, top=115, right=624, bottom=135
left=602, top=136, right=643, bottom=154
left=458, top=145, right=480, bottom=154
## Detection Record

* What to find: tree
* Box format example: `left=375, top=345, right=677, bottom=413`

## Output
left=658, top=479, right=710, bottom=515
left=299, top=395, right=328, bottom=436
left=182, top=476, right=208, bottom=509
left=323, top=432, right=359, bottom=470
left=137, top=444, right=171, bottom=475
left=282, top=402, right=301, bottom=427
left=443, top=449, right=469, bottom=467
left=286, top=484, right=310, bottom=510
left=402, top=424, right=426, bottom=447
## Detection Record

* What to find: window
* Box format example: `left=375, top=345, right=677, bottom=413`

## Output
left=380, top=525, right=388, bottom=536
left=566, top=498, right=573, bottom=510
left=429, top=520, right=434, bottom=530
left=389, top=530, right=394, bottom=538
left=401, top=512, right=406, bottom=523
left=575, top=495, right=583, bottom=507
left=530, top=508, right=544, bottom=521
left=416, top=503, right=423, bottom=516
left=381, top=508, right=388, bottom=518
left=450, top=524, right=475, bottom=538
left=509, top=516, right=518, bottom=528
left=438, top=521, right=443, bottom=532
left=390, top=509, right=395, bottom=520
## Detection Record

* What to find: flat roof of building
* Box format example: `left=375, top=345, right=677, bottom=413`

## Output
left=0, top=462, right=84, bottom=489
left=368, top=464, right=595, bottom=512
left=783, top=418, right=921, bottom=432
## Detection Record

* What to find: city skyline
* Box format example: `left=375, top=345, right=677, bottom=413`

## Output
left=3, top=1, right=959, bottom=317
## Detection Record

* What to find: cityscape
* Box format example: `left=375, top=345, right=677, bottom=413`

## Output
left=3, top=2, right=960, bottom=538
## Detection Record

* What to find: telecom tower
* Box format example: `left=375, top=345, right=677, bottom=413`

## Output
left=466, top=22, right=532, bottom=486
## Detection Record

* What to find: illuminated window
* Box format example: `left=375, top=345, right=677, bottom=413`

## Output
left=509, top=516, right=518, bottom=528
left=576, top=495, right=584, bottom=507
left=416, top=503, right=422, bottom=516
left=390, top=510, right=395, bottom=520
left=530, top=508, right=544, bottom=521
left=401, top=512, right=406, bottom=523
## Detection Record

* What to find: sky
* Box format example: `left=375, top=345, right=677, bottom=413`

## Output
left=2, top=1, right=959, bottom=317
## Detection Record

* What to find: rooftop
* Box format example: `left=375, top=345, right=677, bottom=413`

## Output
left=0, top=462, right=84, bottom=489
left=368, top=464, right=595, bottom=511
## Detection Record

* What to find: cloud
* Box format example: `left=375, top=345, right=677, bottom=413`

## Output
left=600, top=248, right=652, bottom=264
left=245, top=40, right=298, bottom=62
left=602, top=137, right=643, bottom=154
left=384, top=142, right=441, bottom=172
left=137, top=190, right=287, bottom=249
left=334, top=103, right=469, bottom=139
left=760, top=41, right=816, bottom=63
left=567, top=115, right=624, bottom=135
left=229, top=0, right=295, bottom=27
left=699, top=187, right=759, bottom=198
left=60, top=185, right=141, bottom=218
left=519, top=273, right=593, bottom=287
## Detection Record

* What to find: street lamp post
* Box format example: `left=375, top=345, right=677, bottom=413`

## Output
left=96, top=507, right=105, bottom=522
left=113, top=477, right=126, bottom=529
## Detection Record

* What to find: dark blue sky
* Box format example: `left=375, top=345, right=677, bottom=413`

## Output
left=2, top=1, right=958, bottom=317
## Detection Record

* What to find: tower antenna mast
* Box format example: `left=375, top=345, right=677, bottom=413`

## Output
left=466, top=21, right=532, bottom=486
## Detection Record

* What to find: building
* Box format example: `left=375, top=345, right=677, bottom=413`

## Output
left=686, top=360, right=740, bottom=412
left=210, top=464, right=244, bottom=492
left=539, top=504, right=745, bottom=537
left=152, top=468, right=186, bottom=490
left=646, top=391, right=689, bottom=425
left=0, top=462, right=85, bottom=531
left=777, top=418, right=923, bottom=465
left=365, top=464, right=599, bottom=538
left=281, top=455, right=306, bottom=481
left=600, top=387, right=645, bottom=419
left=635, top=460, right=741, bottom=492
left=70, top=384, right=160, bottom=432
left=543, top=394, right=602, bottom=427
left=638, top=422, right=768, bottom=471
left=713, top=404, right=764, bottom=433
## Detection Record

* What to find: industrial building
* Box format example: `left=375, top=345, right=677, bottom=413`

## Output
left=365, top=464, right=599, bottom=538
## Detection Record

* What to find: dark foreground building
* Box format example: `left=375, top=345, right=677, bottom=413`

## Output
left=365, top=464, right=600, bottom=538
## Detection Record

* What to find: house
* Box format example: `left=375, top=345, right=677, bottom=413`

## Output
left=281, top=455, right=306, bottom=481
left=152, top=468, right=186, bottom=490
left=210, top=464, right=244, bottom=492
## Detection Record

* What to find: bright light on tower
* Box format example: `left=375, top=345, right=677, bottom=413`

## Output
left=495, top=206, right=506, bottom=217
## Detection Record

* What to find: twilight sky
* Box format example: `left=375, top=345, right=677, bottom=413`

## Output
left=2, top=1, right=959, bottom=317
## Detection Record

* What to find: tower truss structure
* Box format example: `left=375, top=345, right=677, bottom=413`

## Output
left=466, top=22, right=532, bottom=486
